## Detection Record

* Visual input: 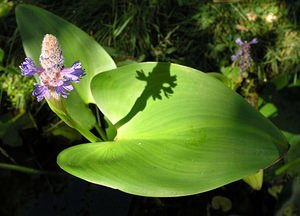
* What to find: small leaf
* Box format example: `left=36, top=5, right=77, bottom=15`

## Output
left=51, top=124, right=82, bottom=142
left=259, top=102, right=278, bottom=118
left=0, top=0, right=13, bottom=17
left=268, top=184, right=283, bottom=199
left=242, top=169, right=264, bottom=190
left=211, top=195, right=232, bottom=212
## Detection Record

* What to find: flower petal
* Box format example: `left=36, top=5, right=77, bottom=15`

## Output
left=32, top=84, right=50, bottom=102
left=235, top=38, right=244, bottom=46
left=20, top=57, right=42, bottom=76
left=231, top=55, right=238, bottom=61
left=60, top=61, right=85, bottom=82
left=55, top=81, right=74, bottom=98
left=249, top=38, right=258, bottom=44
left=55, top=85, right=68, bottom=98
left=63, top=82, right=74, bottom=91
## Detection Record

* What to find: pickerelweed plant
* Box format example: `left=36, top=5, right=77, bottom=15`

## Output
left=209, top=36, right=261, bottom=115
left=16, top=4, right=289, bottom=197
left=231, top=37, right=258, bottom=77
left=20, top=34, right=85, bottom=102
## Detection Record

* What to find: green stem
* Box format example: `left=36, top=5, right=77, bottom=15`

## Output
left=44, top=119, right=63, bottom=134
left=276, top=157, right=300, bottom=175
left=0, top=146, right=16, bottom=164
left=77, top=127, right=102, bottom=143
left=94, top=106, right=107, bottom=141
left=47, top=98, right=101, bottom=143
left=0, top=162, right=55, bottom=175
left=231, top=4, right=248, bottom=22
left=95, top=123, right=107, bottom=141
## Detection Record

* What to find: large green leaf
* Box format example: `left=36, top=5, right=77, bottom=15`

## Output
left=16, top=4, right=116, bottom=136
left=58, top=62, right=289, bottom=197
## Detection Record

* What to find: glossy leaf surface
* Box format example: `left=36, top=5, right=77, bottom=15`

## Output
left=58, top=62, right=288, bottom=197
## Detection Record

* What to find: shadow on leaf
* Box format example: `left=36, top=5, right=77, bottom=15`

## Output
left=115, top=63, right=177, bottom=128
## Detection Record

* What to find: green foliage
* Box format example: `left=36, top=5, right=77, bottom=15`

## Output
left=0, top=112, right=35, bottom=147
left=211, top=195, right=232, bottom=213
left=258, top=80, right=300, bottom=199
left=58, top=62, right=287, bottom=196
left=14, top=1, right=300, bottom=81
left=17, top=4, right=289, bottom=197
left=0, top=0, right=13, bottom=17
left=0, top=48, right=4, bottom=64
left=193, top=1, right=300, bottom=81
left=0, top=72, right=35, bottom=110
left=242, top=169, right=263, bottom=190
left=0, top=47, right=34, bottom=111
left=274, top=177, right=300, bottom=216
left=0, top=162, right=46, bottom=174
left=46, top=122, right=82, bottom=143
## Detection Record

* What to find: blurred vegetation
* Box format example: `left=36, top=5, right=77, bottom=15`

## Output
left=0, top=0, right=300, bottom=215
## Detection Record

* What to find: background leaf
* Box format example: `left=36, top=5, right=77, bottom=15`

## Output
left=58, top=62, right=289, bottom=197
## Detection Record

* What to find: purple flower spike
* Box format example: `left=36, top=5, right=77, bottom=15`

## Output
left=20, top=34, right=85, bottom=102
left=232, top=37, right=258, bottom=73
left=20, top=57, right=42, bottom=76
left=32, top=84, right=50, bottom=102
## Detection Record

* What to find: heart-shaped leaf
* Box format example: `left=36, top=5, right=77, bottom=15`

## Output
left=58, top=62, right=288, bottom=197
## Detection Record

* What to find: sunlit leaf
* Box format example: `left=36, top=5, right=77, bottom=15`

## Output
left=58, top=62, right=288, bottom=197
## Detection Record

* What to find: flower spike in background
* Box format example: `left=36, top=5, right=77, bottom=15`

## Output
left=19, top=34, right=85, bottom=102
left=231, top=38, right=258, bottom=74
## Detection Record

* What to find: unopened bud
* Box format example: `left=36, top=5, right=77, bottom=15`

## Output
left=39, top=34, right=64, bottom=73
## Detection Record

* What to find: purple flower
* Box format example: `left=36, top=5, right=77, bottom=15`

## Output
left=231, top=37, right=258, bottom=73
left=55, top=80, right=74, bottom=98
left=61, top=61, right=85, bottom=83
left=19, top=57, right=42, bottom=76
left=19, top=34, right=85, bottom=102
left=249, top=38, right=258, bottom=44
left=235, top=38, right=244, bottom=46
left=32, top=84, right=50, bottom=102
